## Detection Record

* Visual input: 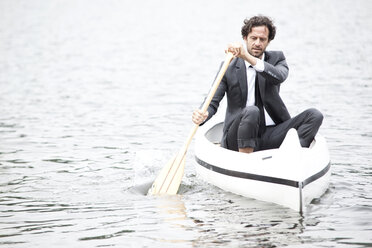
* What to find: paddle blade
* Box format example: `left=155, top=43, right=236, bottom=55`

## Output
left=148, top=152, right=186, bottom=195
left=166, top=155, right=185, bottom=195
left=148, top=155, right=176, bottom=195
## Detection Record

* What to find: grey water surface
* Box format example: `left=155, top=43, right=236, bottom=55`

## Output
left=1, top=0, right=371, bottom=247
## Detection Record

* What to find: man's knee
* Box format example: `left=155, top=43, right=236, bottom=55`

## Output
left=241, top=106, right=260, bottom=122
left=306, top=108, right=323, bottom=126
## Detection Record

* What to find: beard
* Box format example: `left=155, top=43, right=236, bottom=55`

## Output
left=249, top=48, right=264, bottom=59
left=248, top=48, right=265, bottom=59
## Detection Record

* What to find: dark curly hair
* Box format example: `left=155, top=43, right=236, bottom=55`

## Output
left=241, top=15, right=276, bottom=41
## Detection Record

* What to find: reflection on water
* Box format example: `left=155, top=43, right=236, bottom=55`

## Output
left=1, top=0, right=372, bottom=247
left=185, top=192, right=306, bottom=247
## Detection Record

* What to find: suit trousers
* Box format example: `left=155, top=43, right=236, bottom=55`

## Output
left=224, top=107, right=323, bottom=152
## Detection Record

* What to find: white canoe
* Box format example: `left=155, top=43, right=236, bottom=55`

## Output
left=194, top=111, right=331, bottom=213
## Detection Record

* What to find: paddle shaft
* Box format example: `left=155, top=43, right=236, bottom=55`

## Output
left=178, top=51, right=235, bottom=154
left=177, top=53, right=234, bottom=158
left=164, top=52, right=234, bottom=191
left=149, top=52, right=234, bottom=195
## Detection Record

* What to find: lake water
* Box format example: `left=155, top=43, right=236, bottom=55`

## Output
left=1, top=0, right=371, bottom=247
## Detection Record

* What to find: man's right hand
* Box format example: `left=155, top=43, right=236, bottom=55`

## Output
left=192, top=109, right=208, bottom=125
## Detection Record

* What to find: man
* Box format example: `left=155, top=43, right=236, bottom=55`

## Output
left=192, top=15, right=323, bottom=153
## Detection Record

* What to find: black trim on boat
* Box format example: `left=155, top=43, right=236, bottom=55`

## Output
left=301, top=163, right=331, bottom=187
left=195, top=156, right=331, bottom=189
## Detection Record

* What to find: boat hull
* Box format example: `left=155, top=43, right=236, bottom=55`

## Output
left=194, top=120, right=331, bottom=212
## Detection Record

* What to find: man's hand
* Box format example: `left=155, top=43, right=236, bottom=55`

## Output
left=226, top=43, right=249, bottom=60
left=226, top=42, right=257, bottom=66
left=192, top=109, right=208, bottom=125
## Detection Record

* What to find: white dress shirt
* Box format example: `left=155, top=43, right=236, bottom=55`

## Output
left=244, top=54, right=275, bottom=126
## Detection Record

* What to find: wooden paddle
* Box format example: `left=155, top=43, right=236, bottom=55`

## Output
left=148, top=52, right=234, bottom=195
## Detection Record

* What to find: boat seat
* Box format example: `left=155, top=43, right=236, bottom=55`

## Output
left=205, top=122, right=224, bottom=143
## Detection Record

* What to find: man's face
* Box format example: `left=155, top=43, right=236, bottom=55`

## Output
left=244, top=25, right=270, bottom=59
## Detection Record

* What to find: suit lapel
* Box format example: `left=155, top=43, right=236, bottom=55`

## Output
left=257, top=52, right=268, bottom=100
left=257, top=73, right=266, bottom=100
left=236, top=58, right=247, bottom=107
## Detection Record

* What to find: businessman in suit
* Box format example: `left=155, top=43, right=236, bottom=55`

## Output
left=192, top=15, right=323, bottom=153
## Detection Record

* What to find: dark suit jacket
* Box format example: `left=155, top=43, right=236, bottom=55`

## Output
left=204, top=50, right=291, bottom=146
